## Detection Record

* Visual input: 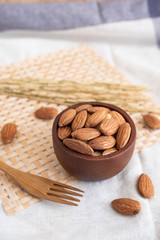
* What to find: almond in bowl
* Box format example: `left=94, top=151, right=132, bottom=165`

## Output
left=52, top=102, right=136, bottom=181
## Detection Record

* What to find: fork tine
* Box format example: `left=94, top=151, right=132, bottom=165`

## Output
left=50, top=186, right=83, bottom=197
left=47, top=191, right=80, bottom=202
left=52, top=180, right=84, bottom=193
left=46, top=194, right=78, bottom=206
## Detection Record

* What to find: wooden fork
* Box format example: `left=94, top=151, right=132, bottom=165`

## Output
left=0, top=161, right=84, bottom=206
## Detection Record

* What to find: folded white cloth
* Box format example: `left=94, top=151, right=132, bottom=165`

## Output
left=0, top=17, right=160, bottom=240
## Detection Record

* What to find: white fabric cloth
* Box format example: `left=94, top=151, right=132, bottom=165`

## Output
left=0, top=18, right=160, bottom=240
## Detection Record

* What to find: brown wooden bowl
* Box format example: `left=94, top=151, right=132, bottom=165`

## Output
left=52, top=102, right=136, bottom=181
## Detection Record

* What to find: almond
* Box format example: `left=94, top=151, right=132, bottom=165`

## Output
left=104, top=113, right=112, bottom=120
left=86, top=110, right=107, bottom=128
left=63, top=138, right=94, bottom=156
left=34, top=107, right=58, bottom=119
left=75, top=104, right=92, bottom=113
left=138, top=173, right=154, bottom=199
left=88, top=135, right=116, bottom=150
left=102, top=147, right=117, bottom=156
left=88, top=107, right=110, bottom=114
left=59, top=109, right=76, bottom=127
left=72, top=128, right=101, bottom=141
left=85, top=113, right=91, bottom=128
left=116, top=122, right=131, bottom=150
left=71, top=110, right=87, bottom=131
left=143, top=114, right=160, bottom=129
left=1, top=123, right=17, bottom=144
left=99, top=118, right=119, bottom=136
left=58, top=126, right=71, bottom=140
left=111, top=198, right=141, bottom=215
left=110, top=111, right=125, bottom=125
left=93, top=151, right=102, bottom=156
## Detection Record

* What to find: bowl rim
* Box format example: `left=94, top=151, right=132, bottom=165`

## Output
left=52, top=102, right=136, bottom=162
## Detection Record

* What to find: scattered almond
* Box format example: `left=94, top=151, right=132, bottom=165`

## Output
left=116, top=122, right=131, bottom=150
left=71, top=110, right=87, bottom=131
left=143, top=114, right=160, bottom=129
left=63, top=138, right=94, bottom=156
left=138, top=173, right=154, bottom=199
left=1, top=123, right=17, bottom=144
left=110, top=111, right=126, bottom=125
left=75, top=104, right=92, bottom=113
left=58, top=126, right=71, bottom=140
left=72, top=128, right=101, bottom=141
left=88, top=106, right=110, bottom=114
left=102, top=147, right=117, bottom=156
left=35, top=107, right=58, bottom=119
left=59, top=109, right=76, bottom=127
left=88, top=135, right=116, bottom=150
left=111, top=198, right=141, bottom=215
left=100, top=118, right=119, bottom=136
left=86, top=110, right=107, bottom=128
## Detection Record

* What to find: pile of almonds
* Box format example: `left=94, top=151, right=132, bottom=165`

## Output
left=58, top=104, right=131, bottom=156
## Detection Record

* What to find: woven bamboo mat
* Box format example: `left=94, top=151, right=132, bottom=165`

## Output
left=0, top=45, right=160, bottom=215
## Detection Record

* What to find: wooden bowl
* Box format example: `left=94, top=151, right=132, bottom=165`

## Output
left=52, top=102, right=136, bottom=181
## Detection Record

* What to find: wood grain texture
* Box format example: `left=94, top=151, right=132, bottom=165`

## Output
left=0, top=161, right=83, bottom=206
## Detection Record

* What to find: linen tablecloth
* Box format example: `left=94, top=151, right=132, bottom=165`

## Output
left=0, top=1, right=160, bottom=239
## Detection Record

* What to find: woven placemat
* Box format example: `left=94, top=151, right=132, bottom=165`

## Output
left=0, top=45, right=160, bottom=215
